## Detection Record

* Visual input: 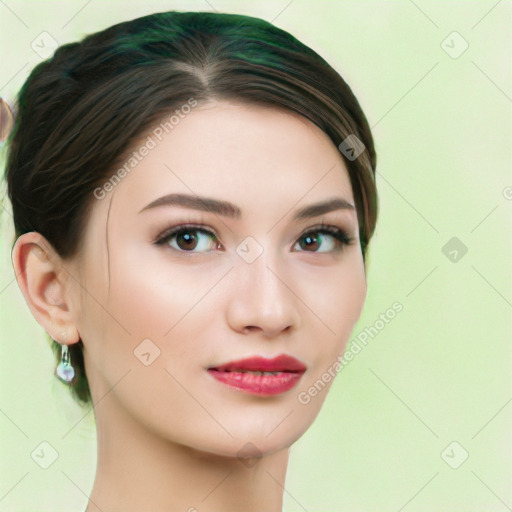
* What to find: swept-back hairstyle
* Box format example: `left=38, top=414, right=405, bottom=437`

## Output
left=4, top=10, right=378, bottom=405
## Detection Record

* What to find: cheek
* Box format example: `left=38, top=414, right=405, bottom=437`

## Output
left=329, top=268, right=367, bottom=346
left=289, top=261, right=366, bottom=423
left=294, top=253, right=367, bottom=387
left=92, top=246, right=232, bottom=396
left=106, top=249, right=229, bottom=340
left=333, top=252, right=367, bottom=332
left=297, top=253, right=366, bottom=344
left=77, top=251, right=229, bottom=441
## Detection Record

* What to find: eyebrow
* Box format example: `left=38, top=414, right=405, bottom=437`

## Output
left=138, top=193, right=355, bottom=220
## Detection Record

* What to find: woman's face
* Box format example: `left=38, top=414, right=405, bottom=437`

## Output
left=68, top=100, right=367, bottom=457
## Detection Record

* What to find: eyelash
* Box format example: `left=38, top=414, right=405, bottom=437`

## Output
left=153, top=220, right=356, bottom=255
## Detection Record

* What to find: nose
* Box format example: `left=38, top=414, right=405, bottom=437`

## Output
left=225, top=252, right=301, bottom=338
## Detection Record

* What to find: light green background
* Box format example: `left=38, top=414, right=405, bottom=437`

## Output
left=1, top=1, right=510, bottom=510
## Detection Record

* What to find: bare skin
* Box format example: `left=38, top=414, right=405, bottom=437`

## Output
left=12, top=100, right=367, bottom=511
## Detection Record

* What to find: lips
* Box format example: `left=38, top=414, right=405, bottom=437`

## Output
left=207, top=355, right=306, bottom=396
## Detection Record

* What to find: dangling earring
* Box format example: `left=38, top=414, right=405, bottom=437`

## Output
left=56, top=344, right=75, bottom=383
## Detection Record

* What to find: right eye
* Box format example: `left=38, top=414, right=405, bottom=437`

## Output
left=154, top=225, right=222, bottom=254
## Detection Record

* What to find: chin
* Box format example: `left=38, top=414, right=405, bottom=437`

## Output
left=173, top=406, right=319, bottom=461
left=182, top=434, right=295, bottom=462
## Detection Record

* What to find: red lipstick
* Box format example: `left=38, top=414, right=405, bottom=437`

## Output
left=207, top=355, right=306, bottom=396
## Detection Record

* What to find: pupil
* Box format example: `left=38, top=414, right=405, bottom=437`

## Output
left=302, top=235, right=319, bottom=251
left=178, top=231, right=197, bottom=250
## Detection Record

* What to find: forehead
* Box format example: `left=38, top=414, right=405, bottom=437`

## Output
left=91, top=100, right=354, bottom=224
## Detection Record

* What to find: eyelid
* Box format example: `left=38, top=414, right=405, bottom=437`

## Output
left=152, top=215, right=210, bottom=241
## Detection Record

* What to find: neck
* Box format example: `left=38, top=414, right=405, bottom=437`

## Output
left=84, top=397, right=289, bottom=512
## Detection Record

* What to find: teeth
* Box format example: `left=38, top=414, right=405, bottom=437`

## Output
left=238, top=370, right=281, bottom=375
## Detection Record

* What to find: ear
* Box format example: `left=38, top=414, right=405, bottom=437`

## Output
left=11, top=232, right=80, bottom=346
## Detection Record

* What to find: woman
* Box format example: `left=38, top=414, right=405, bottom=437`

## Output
left=5, top=10, right=377, bottom=511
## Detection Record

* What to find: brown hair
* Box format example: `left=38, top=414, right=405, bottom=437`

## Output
left=4, top=10, right=378, bottom=405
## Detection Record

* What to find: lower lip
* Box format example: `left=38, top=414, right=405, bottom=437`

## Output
left=207, top=370, right=304, bottom=396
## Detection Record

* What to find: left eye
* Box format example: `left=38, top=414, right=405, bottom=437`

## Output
left=294, top=228, right=350, bottom=253
left=155, top=225, right=352, bottom=254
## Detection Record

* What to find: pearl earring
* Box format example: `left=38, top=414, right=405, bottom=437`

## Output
left=56, top=344, right=75, bottom=383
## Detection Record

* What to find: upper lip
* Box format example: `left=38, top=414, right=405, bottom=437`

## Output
left=209, top=354, right=307, bottom=373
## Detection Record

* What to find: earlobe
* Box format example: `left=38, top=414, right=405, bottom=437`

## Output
left=11, top=232, right=80, bottom=345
